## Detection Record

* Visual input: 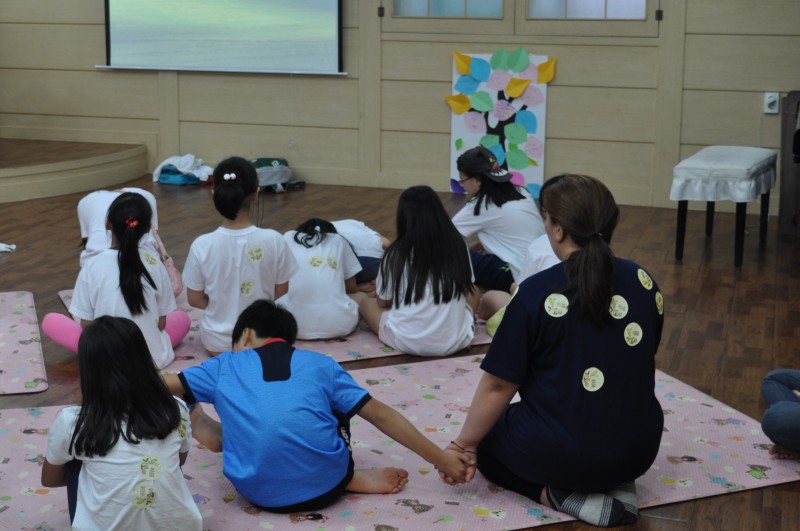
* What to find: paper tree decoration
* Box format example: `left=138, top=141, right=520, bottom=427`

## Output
left=446, top=48, right=556, bottom=197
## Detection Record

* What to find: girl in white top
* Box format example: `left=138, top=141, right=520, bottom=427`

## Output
left=77, top=187, right=159, bottom=267
left=42, top=316, right=201, bottom=531
left=355, top=186, right=479, bottom=357
left=42, top=192, right=190, bottom=369
left=183, top=156, right=298, bottom=354
left=276, top=219, right=362, bottom=339
left=451, top=146, right=545, bottom=293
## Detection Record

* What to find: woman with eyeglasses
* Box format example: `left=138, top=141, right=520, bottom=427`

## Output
left=451, top=146, right=545, bottom=295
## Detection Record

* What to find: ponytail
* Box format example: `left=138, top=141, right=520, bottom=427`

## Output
left=212, top=156, right=258, bottom=220
left=107, top=193, right=155, bottom=316
left=293, top=218, right=337, bottom=248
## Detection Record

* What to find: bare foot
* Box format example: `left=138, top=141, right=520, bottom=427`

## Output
left=346, top=467, right=409, bottom=494
left=769, top=444, right=800, bottom=460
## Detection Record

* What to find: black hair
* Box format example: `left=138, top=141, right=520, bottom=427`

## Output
left=539, top=174, right=619, bottom=325
left=107, top=192, right=156, bottom=315
left=456, top=146, right=524, bottom=215
left=293, top=218, right=337, bottom=248
left=380, top=186, right=475, bottom=308
left=232, top=299, right=298, bottom=347
left=69, top=316, right=181, bottom=458
left=212, top=156, right=259, bottom=221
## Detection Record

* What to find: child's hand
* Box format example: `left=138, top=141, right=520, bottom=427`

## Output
left=436, top=449, right=473, bottom=484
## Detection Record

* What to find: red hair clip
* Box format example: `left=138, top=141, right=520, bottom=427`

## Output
left=125, top=218, right=139, bottom=229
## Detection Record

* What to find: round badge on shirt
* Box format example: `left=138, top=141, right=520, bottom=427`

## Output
left=582, top=367, right=604, bottom=392
left=637, top=269, right=653, bottom=290
left=608, top=295, right=629, bottom=319
left=544, top=293, right=569, bottom=318
left=624, top=322, right=643, bottom=346
left=655, top=291, right=664, bottom=315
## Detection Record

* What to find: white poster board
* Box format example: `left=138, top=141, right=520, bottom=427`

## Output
left=447, top=49, right=554, bottom=198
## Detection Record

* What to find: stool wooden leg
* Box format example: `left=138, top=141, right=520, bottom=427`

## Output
left=735, top=202, right=746, bottom=267
left=705, top=201, right=715, bottom=236
left=759, top=191, right=770, bottom=248
left=676, top=200, right=687, bottom=260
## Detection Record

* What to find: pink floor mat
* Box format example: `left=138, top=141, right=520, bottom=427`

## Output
left=0, top=291, right=47, bottom=394
left=2, top=357, right=798, bottom=530
left=58, top=289, right=492, bottom=365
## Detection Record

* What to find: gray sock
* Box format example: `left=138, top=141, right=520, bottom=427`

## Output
left=546, top=486, right=626, bottom=527
left=605, top=481, right=638, bottom=524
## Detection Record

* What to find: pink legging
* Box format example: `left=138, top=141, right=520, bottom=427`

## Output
left=41, top=311, right=191, bottom=354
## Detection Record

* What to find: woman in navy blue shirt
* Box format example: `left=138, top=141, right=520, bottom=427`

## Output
left=444, top=174, right=664, bottom=528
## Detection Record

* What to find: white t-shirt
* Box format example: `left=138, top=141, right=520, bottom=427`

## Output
left=46, top=400, right=201, bottom=531
left=518, top=234, right=560, bottom=282
left=376, top=252, right=475, bottom=357
left=331, top=219, right=384, bottom=259
left=451, top=187, right=545, bottom=282
left=70, top=248, right=177, bottom=369
left=78, top=188, right=159, bottom=267
left=183, top=225, right=298, bottom=352
left=276, top=232, right=362, bottom=339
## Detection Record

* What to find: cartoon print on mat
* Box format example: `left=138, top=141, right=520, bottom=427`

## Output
left=395, top=498, right=433, bottom=514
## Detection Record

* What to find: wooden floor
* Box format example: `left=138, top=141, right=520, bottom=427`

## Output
left=2, top=172, right=799, bottom=530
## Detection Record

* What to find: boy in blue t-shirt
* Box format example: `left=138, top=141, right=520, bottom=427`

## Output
left=164, top=299, right=470, bottom=512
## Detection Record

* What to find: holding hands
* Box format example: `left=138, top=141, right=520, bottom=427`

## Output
left=439, top=441, right=478, bottom=485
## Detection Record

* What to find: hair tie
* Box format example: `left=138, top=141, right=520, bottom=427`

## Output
left=591, top=232, right=604, bottom=240
left=223, top=172, right=237, bottom=181
left=125, top=217, right=139, bottom=229
left=314, top=225, right=321, bottom=233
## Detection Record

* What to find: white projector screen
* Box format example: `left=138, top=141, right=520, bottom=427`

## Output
left=105, top=0, right=343, bottom=75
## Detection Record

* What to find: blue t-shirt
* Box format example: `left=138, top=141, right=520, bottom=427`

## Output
left=181, top=341, right=370, bottom=507
left=481, top=258, right=664, bottom=491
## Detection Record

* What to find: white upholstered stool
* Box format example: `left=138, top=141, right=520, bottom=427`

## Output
left=670, top=146, right=777, bottom=267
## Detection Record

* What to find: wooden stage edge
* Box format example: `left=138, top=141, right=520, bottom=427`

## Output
left=0, top=138, right=148, bottom=203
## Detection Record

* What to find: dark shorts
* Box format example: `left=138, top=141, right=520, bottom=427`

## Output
left=355, top=256, right=380, bottom=284
left=469, top=250, right=515, bottom=292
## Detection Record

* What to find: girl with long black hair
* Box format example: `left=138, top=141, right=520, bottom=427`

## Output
left=355, top=186, right=479, bottom=356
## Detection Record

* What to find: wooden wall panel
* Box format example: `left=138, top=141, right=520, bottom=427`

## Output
left=381, top=81, right=451, bottom=133
left=681, top=91, right=781, bottom=148
left=0, top=25, right=104, bottom=70
left=0, top=0, right=103, bottom=23
left=547, top=87, right=655, bottom=143
left=380, top=131, right=449, bottom=190
left=685, top=35, right=800, bottom=92
left=686, top=0, right=800, bottom=36
left=178, top=74, right=359, bottom=129
left=381, top=40, right=658, bottom=88
left=0, top=70, right=159, bottom=119
left=545, top=139, right=655, bottom=205
left=179, top=122, right=358, bottom=181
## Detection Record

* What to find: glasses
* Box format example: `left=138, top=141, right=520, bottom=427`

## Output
left=457, top=176, right=474, bottom=185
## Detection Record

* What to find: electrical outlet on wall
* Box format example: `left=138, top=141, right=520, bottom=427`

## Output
left=764, top=92, right=780, bottom=114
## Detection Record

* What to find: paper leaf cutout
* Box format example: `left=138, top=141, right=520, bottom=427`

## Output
left=527, top=183, right=542, bottom=199
left=453, top=51, right=472, bottom=75
left=505, top=78, right=531, bottom=99
left=537, top=57, right=557, bottom=84
left=486, top=70, right=512, bottom=91
left=451, top=179, right=466, bottom=194
left=470, top=57, right=491, bottom=82
left=490, top=49, right=510, bottom=71
left=455, top=138, right=463, bottom=150
left=521, top=136, right=544, bottom=159
left=470, top=91, right=494, bottom=112
left=506, top=148, right=530, bottom=170
left=455, top=75, right=480, bottom=95
left=480, top=134, right=501, bottom=148
left=509, top=48, right=530, bottom=73
left=518, top=62, right=538, bottom=81
left=509, top=170, right=526, bottom=187
left=492, top=100, right=516, bottom=122
left=445, top=94, right=471, bottom=115
left=504, top=123, right=528, bottom=145
left=515, top=110, right=538, bottom=134
left=517, top=85, right=545, bottom=108
left=464, top=111, right=488, bottom=133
